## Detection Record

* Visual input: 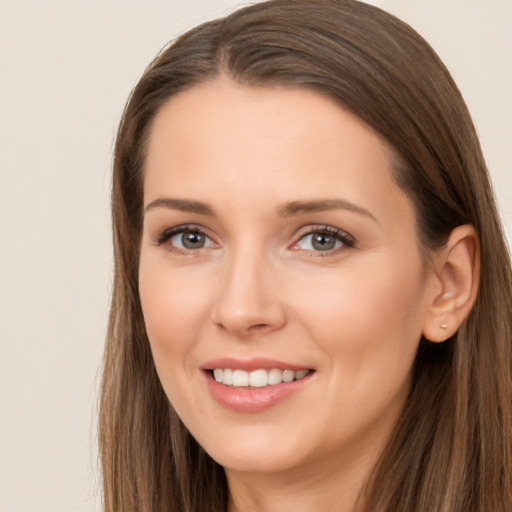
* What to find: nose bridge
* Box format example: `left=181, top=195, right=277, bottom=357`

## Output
left=212, top=240, right=285, bottom=336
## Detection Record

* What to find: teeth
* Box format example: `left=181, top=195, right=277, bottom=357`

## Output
left=212, top=368, right=311, bottom=388
left=223, top=368, right=233, bottom=385
left=282, top=369, right=295, bottom=383
left=267, top=368, right=283, bottom=385
left=249, top=369, right=268, bottom=388
left=295, top=369, right=309, bottom=379
left=232, top=369, right=249, bottom=387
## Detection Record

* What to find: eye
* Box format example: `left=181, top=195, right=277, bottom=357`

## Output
left=173, top=230, right=209, bottom=249
left=156, top=226, right=216, bottom=252
left=292, top=227, right=354, bottom=253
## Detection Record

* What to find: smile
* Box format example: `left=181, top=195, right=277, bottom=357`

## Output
left=212, top=368, right=311, bottom=388
left=203, top=359, right=315, bottom=412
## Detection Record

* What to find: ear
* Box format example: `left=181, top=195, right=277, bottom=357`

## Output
left=422, top=224, right=480, bottom=343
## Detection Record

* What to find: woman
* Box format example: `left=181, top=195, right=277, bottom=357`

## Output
left=99, top=1, right=512, bottom=511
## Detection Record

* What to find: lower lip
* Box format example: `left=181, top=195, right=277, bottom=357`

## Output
left=204, top=371, right=313, bottom=413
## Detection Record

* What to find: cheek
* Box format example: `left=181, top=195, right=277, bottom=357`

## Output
left=138, top=262, right=214, bottom=358
left=138, top=261, right=219, bottom=422
left=291, top=255, right=428, bottom=368
left=291, top=257, right=428, bottom=434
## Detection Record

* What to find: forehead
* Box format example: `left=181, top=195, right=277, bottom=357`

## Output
left=144, top=79, right=397, bottom=193
left=147, top=79, right=390, bottom=151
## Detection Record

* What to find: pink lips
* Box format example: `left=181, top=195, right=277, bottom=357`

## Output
left=202, top=357, right=314, bottom=413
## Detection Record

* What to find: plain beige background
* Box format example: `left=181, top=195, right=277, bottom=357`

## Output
left=0, top=1, right=510, bottom=511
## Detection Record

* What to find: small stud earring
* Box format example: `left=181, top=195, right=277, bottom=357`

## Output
left=441, top=322, right=447, bottom=329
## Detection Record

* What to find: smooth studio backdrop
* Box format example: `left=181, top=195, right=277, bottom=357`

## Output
left=1, top=1, right=511, bottom=511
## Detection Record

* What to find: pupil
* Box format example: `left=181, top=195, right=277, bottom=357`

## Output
left=182, top=232, right=205, bottom=249
left=312, top=233, right=335, bottom=251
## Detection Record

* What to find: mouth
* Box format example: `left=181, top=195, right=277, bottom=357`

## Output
left=202, top=358, right=315, bottom=412
left=210, top=368, right=312, bottom=388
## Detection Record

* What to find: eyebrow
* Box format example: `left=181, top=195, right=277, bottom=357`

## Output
left=278, top=199, right=377, bottom=222
left=144, top=197, right=377, bottom=222
left=144, top=198, right=214, bottom=215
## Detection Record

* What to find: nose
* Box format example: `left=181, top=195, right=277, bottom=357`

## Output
left=211, top=248, right=287, bottom=337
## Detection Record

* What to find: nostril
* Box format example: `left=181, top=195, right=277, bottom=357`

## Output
left=251, top=323, right=271, bottom=330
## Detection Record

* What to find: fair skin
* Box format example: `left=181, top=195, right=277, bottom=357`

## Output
left=138, top=79, right=478, bottom=512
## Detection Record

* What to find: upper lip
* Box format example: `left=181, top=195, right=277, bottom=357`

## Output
left=201, top=357, right=312, bottom=372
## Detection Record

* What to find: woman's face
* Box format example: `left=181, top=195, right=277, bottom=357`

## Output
left=139, top=79, right=437, bottom=477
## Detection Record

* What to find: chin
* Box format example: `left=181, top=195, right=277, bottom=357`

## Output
left=198, top=431, right=306, bottom=475
left=212, top=450, right=300, bottom=475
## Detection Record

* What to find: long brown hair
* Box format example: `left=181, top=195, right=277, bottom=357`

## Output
left=99, top=1, right=512, bottom=510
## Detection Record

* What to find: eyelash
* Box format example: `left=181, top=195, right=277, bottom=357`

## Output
left=154, top=224, right=356, bottom=255
left=291, top=225, right=356, bottom=255
left=154, top=225, right=217, bottom=255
